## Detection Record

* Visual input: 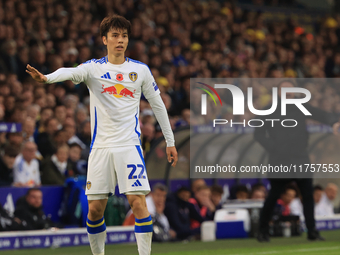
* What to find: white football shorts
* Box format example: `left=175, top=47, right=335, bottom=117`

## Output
left=85, top=145, right=151, bottom=196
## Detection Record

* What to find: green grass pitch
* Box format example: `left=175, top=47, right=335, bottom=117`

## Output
left=2, top=230, right=340, bottom=255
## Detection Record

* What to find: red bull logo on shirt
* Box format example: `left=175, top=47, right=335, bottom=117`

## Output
left=101, top=84, right=135, bottom=98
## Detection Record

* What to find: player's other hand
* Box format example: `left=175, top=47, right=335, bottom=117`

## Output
left=26, top=64, right=47, bottom=83
left=166, top=146, right=178, bottom=167
left=332, top=121, right=340, bottom=135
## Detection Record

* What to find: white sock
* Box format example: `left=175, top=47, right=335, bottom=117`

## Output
left=135, top=232, right=153, bottom=255
left=87, top=217, right=106, bottom=255
left=88, top=230, right=106, bottom=255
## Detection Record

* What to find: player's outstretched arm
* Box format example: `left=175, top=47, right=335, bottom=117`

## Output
left=26, top=64, right=47, bottom=83
left=26, top=63, right=89, bottom=85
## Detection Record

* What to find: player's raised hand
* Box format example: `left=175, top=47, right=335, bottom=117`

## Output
left=166, top=146, right=178, bottom=167
left=26, top=64, right=47, bottom=83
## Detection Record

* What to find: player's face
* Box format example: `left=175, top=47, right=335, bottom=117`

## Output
left=103, top=28, right=128, bottom=56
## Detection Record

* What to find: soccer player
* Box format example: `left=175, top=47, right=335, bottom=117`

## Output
left=26, top=15, right=178, bottom=255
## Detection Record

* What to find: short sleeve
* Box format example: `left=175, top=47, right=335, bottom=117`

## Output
left=141, top=65, right=160, bottom=100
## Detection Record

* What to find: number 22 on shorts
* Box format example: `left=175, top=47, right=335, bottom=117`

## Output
left=127, top=164, right=146, bottom=179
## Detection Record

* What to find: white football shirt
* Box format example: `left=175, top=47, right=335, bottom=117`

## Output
left=46, top=56, right=174, bottom=149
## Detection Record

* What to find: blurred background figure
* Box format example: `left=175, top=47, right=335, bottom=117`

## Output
left=274, top=185, right=297, bottom=217
left=164, top=186, right=204, bottom=240
left=68, top=143, right=87, bottom=176
left=191, top=179, right=207, bottom=195
left=22, top=117, right=36, bottom=142
left=189, top=185, right=216, bottom=229
left=315, top=183, right=339, bottom=217
left=37, top=117, right=59, bottom=158
left=124, top=183, right=175, bottom=242
left=40, top=144, right=72, bottom=185
left=210, top=184, right=223, bottom=209
left=250, top=184, right=267, bottom=201
left=235, top=185, right=249, bottom=200
left=0, top=145, right=19, bottom=186
left=13, top=141, right=40, bottom=187
left=14, top=188, right=53, bottom=230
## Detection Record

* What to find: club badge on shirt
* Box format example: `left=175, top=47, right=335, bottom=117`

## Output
left=129, top=72, right=138, bottom=82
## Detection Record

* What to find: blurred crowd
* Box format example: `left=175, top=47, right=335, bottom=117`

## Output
left=1, top=0, right=340, bottom=236
left=0, top=177, right=338, bottom=237
left=1, top=0, right=340, bottom=186
left=120, top=180, right=339, bottom=241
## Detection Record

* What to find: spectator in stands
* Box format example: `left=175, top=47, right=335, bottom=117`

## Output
left=54, top=105, right=67, bottom=127
left=75, top=107, right=88, bottom=132
left=7, top=132, right=24, bottom=148
left=0, top=203, right=27, bottom=231
left=124, top=183, right=175, bottom=242
left=37, top=117, right=59, bottom=158
left=10, top=106, right=27, bottom=123
left=36, top=107, right=53, bottom=134
left=64, top=119, right=86, bottom=149
left=78, top=120, right=91, bottom=151
left=164, top=186, right=204, bottom=240
left=191, top=179, right=206, bottom=195
left=13, top=141, right=40, bottom=187
left=141, top=122, right=155, bottom=153
left=175, top=109, right=190, bottom=128
left=40, top=144, right=73, bottom=185
left=315, top=183, right=338, bottom=217
left=14, top=188, right=53, bottom=230
left=211, top=184, right=223, bottom=209
left=68, top=143, right=87, bottom=176
left=313, top=185, right=324, bottom=214
left=252, top=183, right=267, bottom=198
left=26, top=104, right=40, bottom=122
left=275, top=185, right=297, bottom=217
left=235, top=185, right=249, bottom=200
left=250, top=188, right=266, bottom=201
left=53, top=129, right=68, bottom=148
left=0, top=145, right=19, bottom=187
left=22, top=117, right=36, bottom=142
left=189, top=185, right=216, bottom=229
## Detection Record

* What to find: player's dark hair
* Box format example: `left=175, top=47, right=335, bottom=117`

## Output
left=314, top=185, right=323, bottom=191
left=100, top=15, right=131, bottom=38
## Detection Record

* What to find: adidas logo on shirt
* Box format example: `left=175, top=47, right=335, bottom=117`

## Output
left=132, top=180, right=142, bottom=187
left=101, top=72, right=111, bottom=79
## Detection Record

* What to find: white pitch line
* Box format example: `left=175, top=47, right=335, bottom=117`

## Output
left=226, top=246, right=340, bottom=255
